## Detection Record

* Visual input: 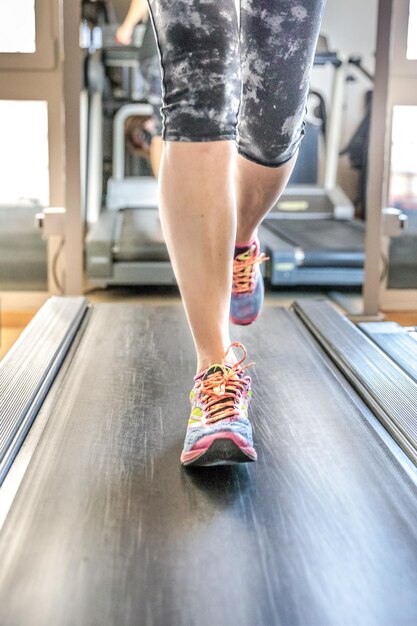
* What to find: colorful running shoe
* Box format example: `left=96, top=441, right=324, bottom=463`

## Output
left=230, top=237, right=269, bottom=326
left=180, top=343, right=257, bottom=467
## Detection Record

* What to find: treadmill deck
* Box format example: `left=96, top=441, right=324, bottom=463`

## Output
left=1, top=303, right=417, bottom=625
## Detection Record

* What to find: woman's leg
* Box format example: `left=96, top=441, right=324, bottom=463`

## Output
left=235, top=0, right=327, bottom=243
left=158, top=141, right=236, bottom=373
left=147, top=0, right=241, bottom=374
left=229, top=0, right=326, bottom=327
left=235, top=152, right=297, bottom=244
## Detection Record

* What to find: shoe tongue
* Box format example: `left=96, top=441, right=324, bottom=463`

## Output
left=201, top=364, right=239, bottom=418
left=202, top=363, right=230, bottom=380
left=234, top=241, right=258, bottom=259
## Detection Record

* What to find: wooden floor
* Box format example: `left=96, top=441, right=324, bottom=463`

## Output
left=1, top=287, right=416, bottom=361
left=0, top=310, right=36, bottom=361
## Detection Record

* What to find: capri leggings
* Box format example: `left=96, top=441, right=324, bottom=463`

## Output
left=146, top=0, right=326, bottom=168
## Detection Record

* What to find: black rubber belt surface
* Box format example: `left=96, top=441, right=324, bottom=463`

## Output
left=263, top=218, right=365, bottom=251
left=295, top=299, right=417, bottom=466
left=1, top=304, right=417, bottom=625
left=115, top=209, right=170, bottom=262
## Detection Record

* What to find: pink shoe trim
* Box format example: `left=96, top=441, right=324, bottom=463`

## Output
left=180, top=432, right=257, bottom=463
left=235, top=236, right=258, bottom=249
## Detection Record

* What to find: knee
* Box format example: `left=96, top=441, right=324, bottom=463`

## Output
left=237, top=137, right=304, bottom=168
left=237, top=105, right=307, bottom=168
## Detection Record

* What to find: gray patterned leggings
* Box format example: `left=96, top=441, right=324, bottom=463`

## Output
left=147, top=0, right=326, bottom=167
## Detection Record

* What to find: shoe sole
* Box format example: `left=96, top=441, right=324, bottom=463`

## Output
left=230, top=311, right=261, bottom=326
left=181, top=432, right=257, bottom=467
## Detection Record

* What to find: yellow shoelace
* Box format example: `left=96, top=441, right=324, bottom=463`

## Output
left=196, top=342, right=254, bottom=424
left=232, top=246, right=269, bottom=295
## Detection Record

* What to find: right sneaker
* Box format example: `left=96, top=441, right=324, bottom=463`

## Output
left=230, top=237, right=269, bottom=326
left=180, top=342, right=257, bottom=467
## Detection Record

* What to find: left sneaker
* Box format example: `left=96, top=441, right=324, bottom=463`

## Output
left=230, top=237, right=269, bottom=326
left=180, top=342, right=257, bottom=467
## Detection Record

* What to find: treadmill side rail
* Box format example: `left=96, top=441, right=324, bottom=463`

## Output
left=294, top=299, right=417, bottom=466
left=359, top=322, right=417, bottom=383
left=0, top=296, right=88, bottom=484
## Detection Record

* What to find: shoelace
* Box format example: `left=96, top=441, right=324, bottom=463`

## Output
left=196, top=342, right=255, bottom=424
left=232, top=245, right=269, bottom=295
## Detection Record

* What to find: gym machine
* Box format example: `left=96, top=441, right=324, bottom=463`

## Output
left=259, top=43, right=375, bottom=287
left=82, top=21, right=375, bottom=288
left=82, top=11, right=174, bottom=286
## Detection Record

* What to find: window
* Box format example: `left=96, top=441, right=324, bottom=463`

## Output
left=389, top=106, right=417, bottom=211
left=0, top=100, right=49, bottom=206
left=407, top=0, right=417, bottom=60
left=0, top=0, right=36, bottom=53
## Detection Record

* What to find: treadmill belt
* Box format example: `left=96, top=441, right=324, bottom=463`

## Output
left=1, top=304, right=417, bottom=625
left=263, top=218, right=365, bottom=266
left=115, top=209, right=170, bottom=262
